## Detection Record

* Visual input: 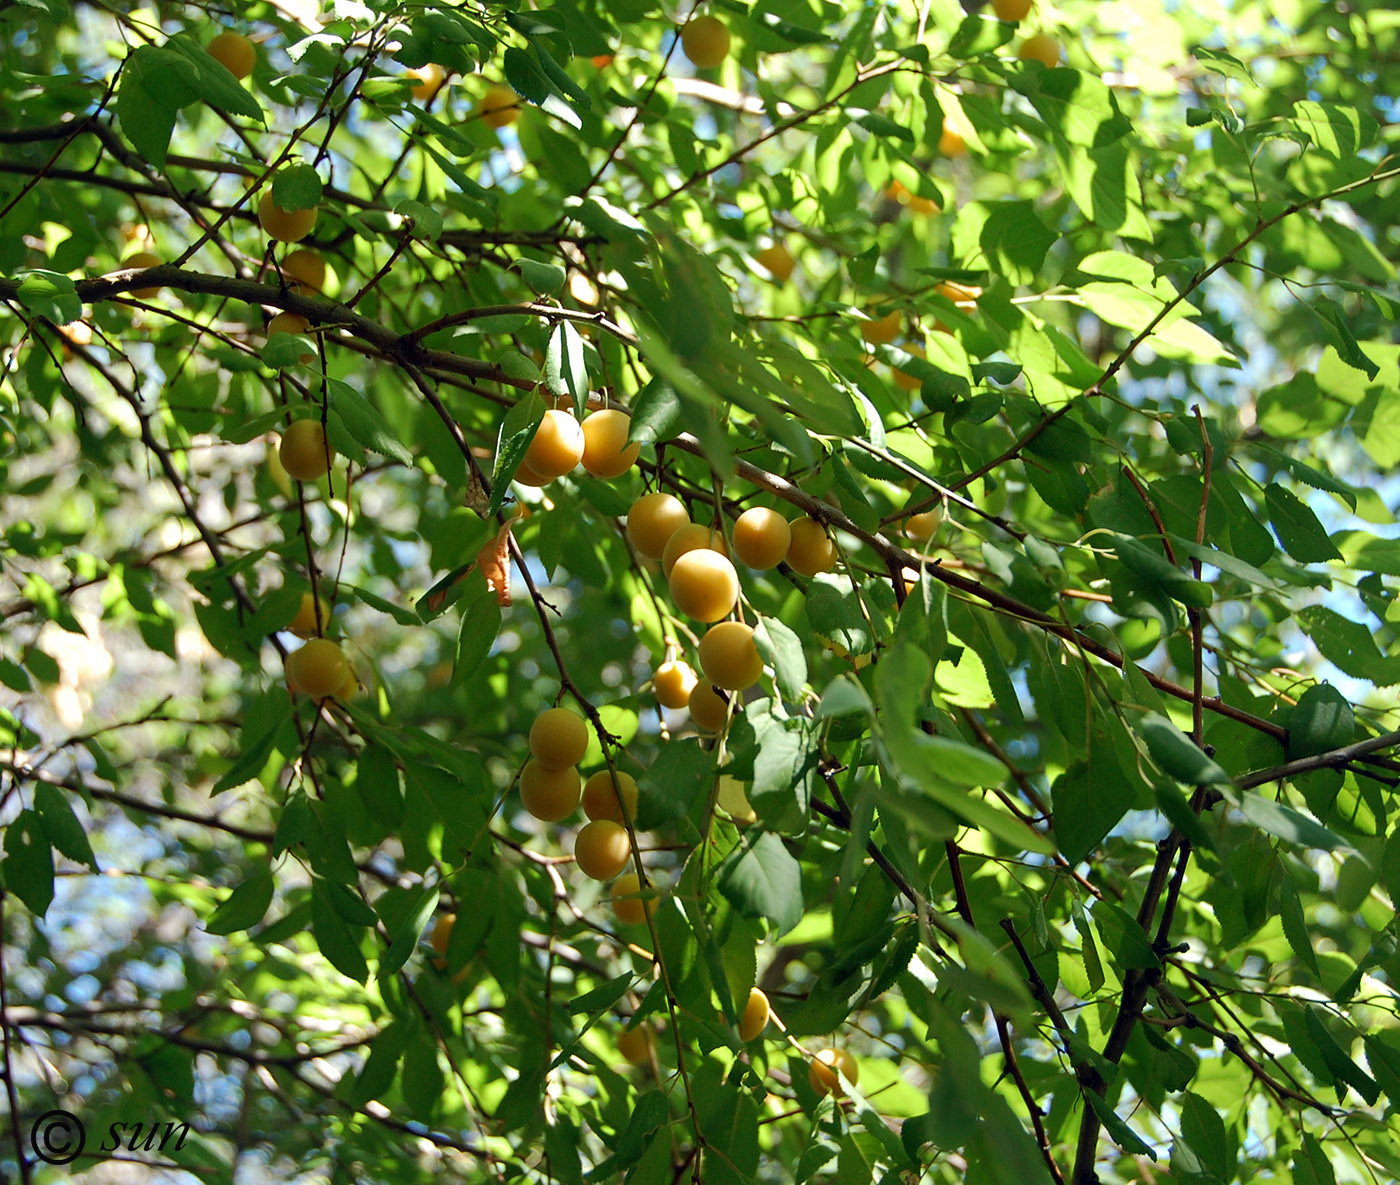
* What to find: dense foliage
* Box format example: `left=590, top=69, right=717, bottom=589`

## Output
left=2, top=1, right=1399, bottom=1182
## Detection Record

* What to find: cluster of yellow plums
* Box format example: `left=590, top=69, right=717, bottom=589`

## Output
left=620, top=491, right=837, bottom=736
left=517, top=405, right=641, bottom=486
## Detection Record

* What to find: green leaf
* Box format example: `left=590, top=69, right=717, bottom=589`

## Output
left=205, top=873, right=276, bottom=935
left=117, top=46, right=197, bottom=167
left=1278, top=870, right=1321, bottom=981
left=754, top=616, right=807, bottom=702
left=488, top=390, right=546, bottom=514
left=568, top=971, right=636, bottom=1016
left=393, top=199, right=443, bottom=241
left=1265, top=484, right=1343, bottom=562
left=950, top=200, right=1057, bottom=285
left=1304, top=1006, right=1379, bottom=1103
left=33, top=782, right=95, bottom=868
left=546, top=321, right=589, bottom=411
left=1291, top=101, right=1377, bottom=158
left=1137, top=712, right=1230, bottom=785
left=1288, top=684, right=1354, bottom=760
left=271, top=162, right=323, bottom=211
left=378, top=885, right=439, bottom=979
left=16, top=271, right=82, bottom=325
left=3, top=811, right=54, bottom=916
left=327, top=380, right=413, bottom=466
left=718, top=830, right=803, bottom=936
left=1086, top=1092, right=1156, bottom=1160
left=517, top=258, right=566, bottom=295
left=1228, top=790, right=1341, bottom=851
left=1090, top=900, right=1159, bottom=971
left=311, top=879, right=369, bottom=983
left=628, top=377, right=683, bottom=444
left=453, top=570, right=501, bottom=684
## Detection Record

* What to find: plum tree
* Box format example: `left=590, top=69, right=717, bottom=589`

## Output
left=408, top=63, right=446, bottom=100
left=280, top=248, right=326, bottom=292
left=1017, top=32, right=1061, bottom=65
left=122, top=252, right=164, bottom=299
left=574, top=820, right=630, bottom=881
left=519, top=760, right=582, bottom=822
left=652, top=659, right=698, bottom=709
left=738, top=987, right=770, bottom=1041
left=258, top=190, right=318, bottom=243
left=267, top=311, right=314, bottom=363
left=529, top=707, right=590, bottom=769
left=755, top=243, right=795, bottom=282
left=480, top=85, right=521, bottom=128
left=626, top=492, right=689, bottom=559
left=668, top=549, right=740, bottom=621
left=581, top=769, right=638, bottom=823
left=808, top=1048, right=859, bottom=1097
left=687, top=677, right=730, bottom=732
left=616, top=1024, right=654, bottom=1066
left=786, top=516, right=837, bottom=576
left=580, top=409, right=640, bottom=477
left=660, top=523, right=729, bottom=578
left=610, top=872, right=652, bottom=926
left=286, top=638, right=349, bottom=700
left=680, top=15, right=731, bottom=69
left=731, top=507, right=790, bottom=570
left=524, top=409, right=585, bottom=480
left=207, top=30, right=256, bottom=79
left=859, top=310, right=901, bottom=344
left=698, top=621, right=763, bottom=691
left=289, top=591, right=330, bottom=637
left=278, top=419, right=333, bottom=481
left=993, top=0, right=1034, bottom=19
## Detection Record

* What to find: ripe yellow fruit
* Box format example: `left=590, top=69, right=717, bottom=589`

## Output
left=732, top=507, right=791, bottom=570
left=513, top=459, right=552, bottom=488
left=430, top=913, right=455, bottom=956
left=808, top=1048, right=859, bottom=1097
left=699, top=622, right=763, bottom=691
left=529, top=707, right=590, bottom=769
left=582, top=769, right=639, bottom=823
left=611, top=872, right=652, bottom=926
left=669, top=549, right=740, bottom=622
left=627, top=493, right=690, bottom=560
left=786, top=517, right=837, bottom=576
left=258, top=190, right=318, bottom=243
left=581, top=409, right=641, bottom=478
left=207, top=31, right=256, bottom=79
left=575, top=819, right=631, bottom=881
left=335, top=665, right=358, bottom=700
left=617, top=1023, right=654, bottom=1065
left=281, top=248, right=326, bottom=292
left=653, top=660, right=697, bottom=711
left=520, top=759, right=582, bottom=822
left=688, top=677, right=731, bottom=732
left=1017, top=33, right=1061, bottom=67
left=524, top=409, right=584, bottom=480
left=993, top=0, right=1033, bottom=19
left=905, top=509, right=941, bottom=541
left=739, top=987, right=770, bottom=1042
left=680, top=15, right=731, bottom=69
left=122, top=252, right=164, bottom=299
left=936, top=279, right=982, bottom=306
left=409, top=63, right=446, bottom=100
left=267, top=311, right=314, bottom=363
left=279, top=419, right=333, bottom=481
left=289, top=591, right=330, bottom=637
left=286, top=637, right=349, bottom=700
left=661, top=523, right=730, bottom=578
left=892, top=344, right=926, bottom=392
left=755, top=243, right=795, bottom=282
left=905, top=192, right=939, bottom=215
left=860, top=310, right=901, bottom=344
left=938, top=120, right=967, bottom=158
left=480, top=84, right=521, bottom=129
left=717, top=775, right=756, bottom=824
